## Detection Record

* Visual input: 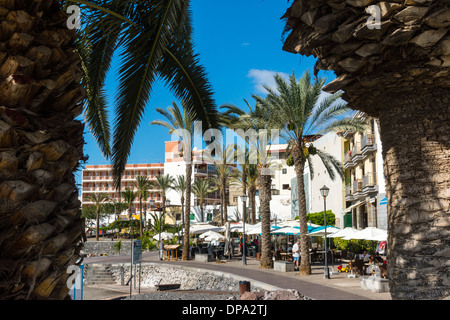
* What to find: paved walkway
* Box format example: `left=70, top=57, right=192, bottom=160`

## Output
left=82, top=251, right=391, bottom=300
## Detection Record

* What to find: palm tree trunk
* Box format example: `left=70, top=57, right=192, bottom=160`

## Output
left=250, top=186, right=257, bottom=224
left=258, top=168, right=273, bottom=269
left=96, top=209, right=100, bottom=241
left=139, top=198, right=143, bottom=238
left=181, top=195, right=185, bottom=231
left=292, top=145, right=311, bottom=275
left=182, top=163, right=192, bottom=260
left=377, top=88, right=450, bottom=300
left=200, top=201, right=204, bottom=222
left=242, top=172, right=247, bottom=222
left=0, top=0, right=86, bottom=300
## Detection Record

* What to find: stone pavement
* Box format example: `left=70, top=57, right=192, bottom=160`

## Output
left=82, top=251, right=391, bottom=300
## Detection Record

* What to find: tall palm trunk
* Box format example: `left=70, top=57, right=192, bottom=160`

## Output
left=258, top=168, right=273, bottom=269
left=377, top=88, right=450, bottom=300
left=182, top=162, right=192, bottom=260
left=249, top=186, right=257, bottom=224
left=181, top=194, right=185, bottom=230
left=0, top=1, right=85, bottom=299
left=242, top=172, right=247, bottom=222
left=292, top=144, right=311, bottom=275
left=222, top=175, right=228, bottom=222
left=96, top=208, right=101, bottom=241
left=139, top=198, right=143, bottom=238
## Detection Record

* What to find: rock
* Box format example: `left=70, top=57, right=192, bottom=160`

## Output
left=240, top=291, right=265, bottom=300
left=263, top=289, right=306, bottom=300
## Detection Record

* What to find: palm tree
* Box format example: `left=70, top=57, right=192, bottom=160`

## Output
left=253, top=71, right=367, bottom=275
left=221, top=103, right=276, bottom=269
left=0, top=0, right=218, bottom=300
left=192, top=178, right=213, bottom=222
left=77, top=0, right=219, bottom=188
left=173, top=175, right=187, bottom=230
left=122, top=188, right=137, bottom=238
left=151, top=101, right=199, bottom=260
left=133, top=175, right=152, bottom=238
left=204, top=144, right=236, bottom=224
left=246, top=164, right=259, bottom=224
left=87, top=193, right=110, bottom=241
left=152, top=174, right=174, bottom=207
left=283, top=1, right=450, bottom=300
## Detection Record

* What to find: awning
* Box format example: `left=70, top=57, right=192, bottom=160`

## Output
left=343, top=200, right=366, bottom=213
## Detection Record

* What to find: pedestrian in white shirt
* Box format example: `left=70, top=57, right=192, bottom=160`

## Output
left=292, top=240, right=300, bottom=270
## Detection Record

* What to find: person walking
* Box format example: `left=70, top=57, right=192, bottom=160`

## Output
left=292, top=240, right=300, bottom=271
left=159, top=239, right=165, bottom=261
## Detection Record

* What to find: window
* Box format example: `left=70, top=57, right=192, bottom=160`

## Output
left=282, top=184, right=290, bottom=190
left=233, top=196, right=238, bottom=202
left=282, top=168, right=287, bottom=174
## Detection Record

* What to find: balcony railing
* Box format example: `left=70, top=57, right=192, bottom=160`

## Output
left=361, top=134, right=374, bottom=149
left=353, top=179, right=363, bottom=193
left=345, top=185, right=352, bottom=197
left=362, top=172, right=377, bottom=188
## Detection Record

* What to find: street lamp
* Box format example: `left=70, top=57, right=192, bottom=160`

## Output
left=240, top=194, right=248, bottom=265
left=320, top=185, right=330, bottom=279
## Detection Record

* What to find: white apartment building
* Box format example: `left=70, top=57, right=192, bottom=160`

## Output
left=290, top=132, right=346, bottom=226
left=342, top=111, right=387, bottom=230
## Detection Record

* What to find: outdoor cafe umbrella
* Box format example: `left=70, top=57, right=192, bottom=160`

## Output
left=343, top=227, right=387, bottom=241
left=247, top=225, right=281, bottom=235
left=204, top=233, right=226, bottom=242
left=152, top=232, right=174, bottom=241
left=190, top=223, right=225, bottom=234
left=199, top=230, right=224, bottom=239
left=307, top=225, right=341, bottom=237
left=327, top=227, right=358, bottom=238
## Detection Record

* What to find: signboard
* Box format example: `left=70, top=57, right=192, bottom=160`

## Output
left=132, top=240, right=142, bottom=264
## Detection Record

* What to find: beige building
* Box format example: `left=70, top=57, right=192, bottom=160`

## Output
left=81, top=163, right=165, bottom=215
left=342, top=111, right=387, bottom=230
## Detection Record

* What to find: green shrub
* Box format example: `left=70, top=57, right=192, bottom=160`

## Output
left=333, top=238, right=377, bottom=253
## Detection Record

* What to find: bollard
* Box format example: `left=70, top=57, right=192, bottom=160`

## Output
left=239, top=281, right=251, bottom=296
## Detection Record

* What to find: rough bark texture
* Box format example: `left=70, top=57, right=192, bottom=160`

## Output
left=377, top=88, right=450, bottom=300
left=182, top=162, right=192, bottom=260
left=283, top=0, right=450, bottom=299
left=0, top=0, right=86, bottom=299
left=258, top=168, right=273, bottom=269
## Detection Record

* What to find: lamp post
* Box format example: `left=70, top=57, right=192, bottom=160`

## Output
left=240, top=194, right=248, bottom=265
left=320, top=185, right=330, bottom=279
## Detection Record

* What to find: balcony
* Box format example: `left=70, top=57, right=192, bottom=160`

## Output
left=361, top=134, right=377, bottom=157
left=352, top=179, right=365, bottom=199
left=345, top=184, right=355, bottom=201
left=362, top=172, right=378, bottom=195
left=351, top=142, right=362, bottom=162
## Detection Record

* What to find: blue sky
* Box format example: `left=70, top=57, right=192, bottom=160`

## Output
left=77, top=0, right=337, bottom=186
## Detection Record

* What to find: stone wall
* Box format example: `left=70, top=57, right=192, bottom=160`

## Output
left=81, top=241, right=134, bottom=256
left=85, top=262, right=276, bottom=293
